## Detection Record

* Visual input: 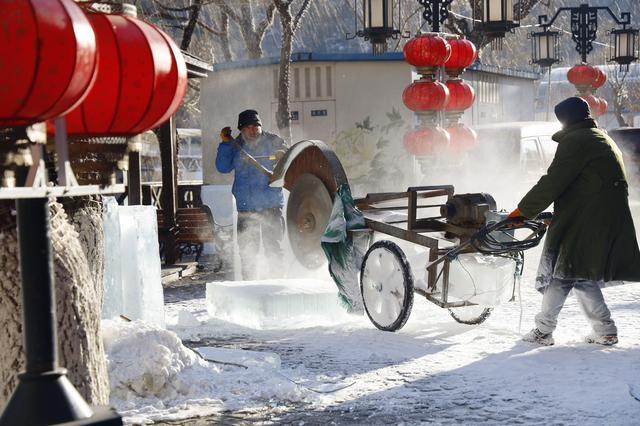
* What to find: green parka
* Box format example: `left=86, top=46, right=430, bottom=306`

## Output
left=518, top=119, right=640, bottom=290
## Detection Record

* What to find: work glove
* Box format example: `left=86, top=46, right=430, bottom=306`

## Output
left=507, top=208, right=526, bottom=227
left=220, top=126, right=233, bottom=142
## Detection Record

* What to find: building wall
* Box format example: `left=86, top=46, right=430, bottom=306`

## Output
left=201, top=60, right=537, bottom=185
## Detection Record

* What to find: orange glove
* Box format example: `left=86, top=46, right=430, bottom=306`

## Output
left=507, top=208, right=523, bottom=219
left=507, top=208, right=525, bottom=227
left=220, top=126, right=233, bottom=142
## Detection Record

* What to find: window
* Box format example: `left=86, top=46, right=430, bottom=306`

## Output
left=294, top=68, right=300, bottom=99
left=305, top=67, right=311, bottom=98
left=315, top=66, right=322, bottom=97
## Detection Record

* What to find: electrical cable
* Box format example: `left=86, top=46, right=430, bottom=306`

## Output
left=469, top=214, right=551, bottom=255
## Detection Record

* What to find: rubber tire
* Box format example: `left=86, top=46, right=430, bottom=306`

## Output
left=448, top=306, right=493, bottom=325
left=360, top=240, right=414, bottom=332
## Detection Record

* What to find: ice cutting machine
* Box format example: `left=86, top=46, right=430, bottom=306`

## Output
left=271, top=140, right=548, bottom=331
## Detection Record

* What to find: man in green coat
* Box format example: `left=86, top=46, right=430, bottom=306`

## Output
left=509, top=97, right=640, bottom=346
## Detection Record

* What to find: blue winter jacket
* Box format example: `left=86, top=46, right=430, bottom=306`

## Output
left=215, top=131, right=287, bottom=212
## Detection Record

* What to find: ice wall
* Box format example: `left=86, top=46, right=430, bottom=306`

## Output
left=102, top=200, right=165, bottom=327
left=102, top=197, right=123, bottom=319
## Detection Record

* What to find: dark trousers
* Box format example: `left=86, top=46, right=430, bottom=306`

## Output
left=237, top=207, right=284, bottom=280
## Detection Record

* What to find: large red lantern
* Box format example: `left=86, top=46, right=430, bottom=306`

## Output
left=403, top=127, right=450, bottom=156
left=567, top=64, right=598, bottom=91
left=402, top=80, right=450, bottom=112
left=444, top=80, right=475, bottom=111
left=444, top=38, right=477, bottom=78
left=592, top=67, right=607, bottom=90
left=597, top=97, right=608, bottom=116
left=403, top=34, right=451, bottom=77
left=447, top=126, right=477, bottom=153
left=64, top=10, right=187, bottom=136
left=580, top=94, right=601, bottom=116
left=0, top=0, right=97, bottom=127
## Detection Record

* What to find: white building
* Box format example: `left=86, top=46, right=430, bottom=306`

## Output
left=201, top=52, right=540, bottom=185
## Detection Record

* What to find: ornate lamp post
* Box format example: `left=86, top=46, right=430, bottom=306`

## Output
left=532, top=4, right=638, bottom=119
left=534, top=3, right=638, bottom=66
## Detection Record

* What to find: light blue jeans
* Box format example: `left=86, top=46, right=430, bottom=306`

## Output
left=535, top=279, right=617, bottom=336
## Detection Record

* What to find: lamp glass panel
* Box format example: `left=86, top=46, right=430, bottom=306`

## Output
left=386, top=0, right=393, bottom=28
left=370, top=0, right=384, bottom=27
left=488, top=0, right=502, bottom=22
left=617, top=32, right=630, bottom=57
left=539, top=35, right=549, bottom=60
left=506, top=0, right=513, bottom=21
left=364, top=0, right=369, bottom=29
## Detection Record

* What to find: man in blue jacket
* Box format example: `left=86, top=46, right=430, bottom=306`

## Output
left=216, top=109, right=288, bottom=280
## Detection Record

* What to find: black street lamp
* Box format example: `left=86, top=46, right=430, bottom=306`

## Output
left=531, top=27, right=561, bottom=69
left=347, top=0, right=405, bottom=54
left=535, top=3, right=638, bottom=67
left=474, top=0, right=520, bottom=45
left=610, top=27, right=639, bottom=68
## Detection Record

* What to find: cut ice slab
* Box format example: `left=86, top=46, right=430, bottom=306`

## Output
left=195, top=347, right=281, bottom=369
left=206, top=279, right=352, bottom=329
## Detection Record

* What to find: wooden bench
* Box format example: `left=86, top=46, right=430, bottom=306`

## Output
left=157, top=206, right=215, bottom=262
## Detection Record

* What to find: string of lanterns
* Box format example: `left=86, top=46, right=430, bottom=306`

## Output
left=402, top=33, right=477, bottom=157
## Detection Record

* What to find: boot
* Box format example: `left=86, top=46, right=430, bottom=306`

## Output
left=522, top=328, right=555, bottom=346
left=585, top=334, right=618, bottom=346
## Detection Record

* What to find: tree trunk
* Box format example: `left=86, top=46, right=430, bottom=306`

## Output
left=180, top=0, right=204, bottom=51
left=0, top=198, right=109, bottom=407
left=219, top=10, right=233, bottom=62
left=52, top=198, right=109, bottom=404
left=276, top=12, right=294, bottom=142
left=0, top=201, right=22, bottom=408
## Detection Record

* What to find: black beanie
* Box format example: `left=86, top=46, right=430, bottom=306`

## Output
left=237, top=109, right=262, bottom=130
left=554, top=97, right=591, bottom=126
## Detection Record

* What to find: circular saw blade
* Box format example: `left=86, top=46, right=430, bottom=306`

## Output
left=286, top=173, right=333, bottom=269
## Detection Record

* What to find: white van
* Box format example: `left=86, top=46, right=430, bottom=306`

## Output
left=472, top=121, right=561, bottom=173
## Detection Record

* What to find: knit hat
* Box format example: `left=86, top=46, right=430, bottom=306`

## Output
left=554, top=97, right=591, bottom=126
left=237, top=109, right=262, bottom=130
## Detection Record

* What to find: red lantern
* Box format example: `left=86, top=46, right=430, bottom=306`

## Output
left=403, top=127, right=450, bottom=156
left=444, top=80, right=475, bottom=111
left=403, top=34, right=451, bottom=77
left=567, top=64, right=598, bottom=90
left=444, top=38, right=477, bottom=78
left=0, top=0, right=97, bottom=127
left=447, top=126, right=477, bottom=153
left=402, top=80, right=449, bottom=112
left=592, top=67, right=607, bottom=90
left=580, top=94, right=601, bottom=116
left=64, top=11, right=187, bottom=136
left=597, top=97, right=608, bottom=116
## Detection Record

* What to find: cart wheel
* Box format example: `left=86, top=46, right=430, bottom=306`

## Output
left=360, top=240, right=414, bottom=332
left=448, top=306, right=493, bottom=325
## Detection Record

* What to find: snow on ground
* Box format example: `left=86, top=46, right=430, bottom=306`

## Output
left=103, top=239, right=640, bottom=425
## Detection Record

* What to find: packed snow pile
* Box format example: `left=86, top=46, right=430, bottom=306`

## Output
left=206, top=279, right=353, bottom=329
left=102, top=319, right=309, bottom=422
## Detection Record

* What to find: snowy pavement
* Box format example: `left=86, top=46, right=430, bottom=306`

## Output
left=105, top=242, right=640, bottom=425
